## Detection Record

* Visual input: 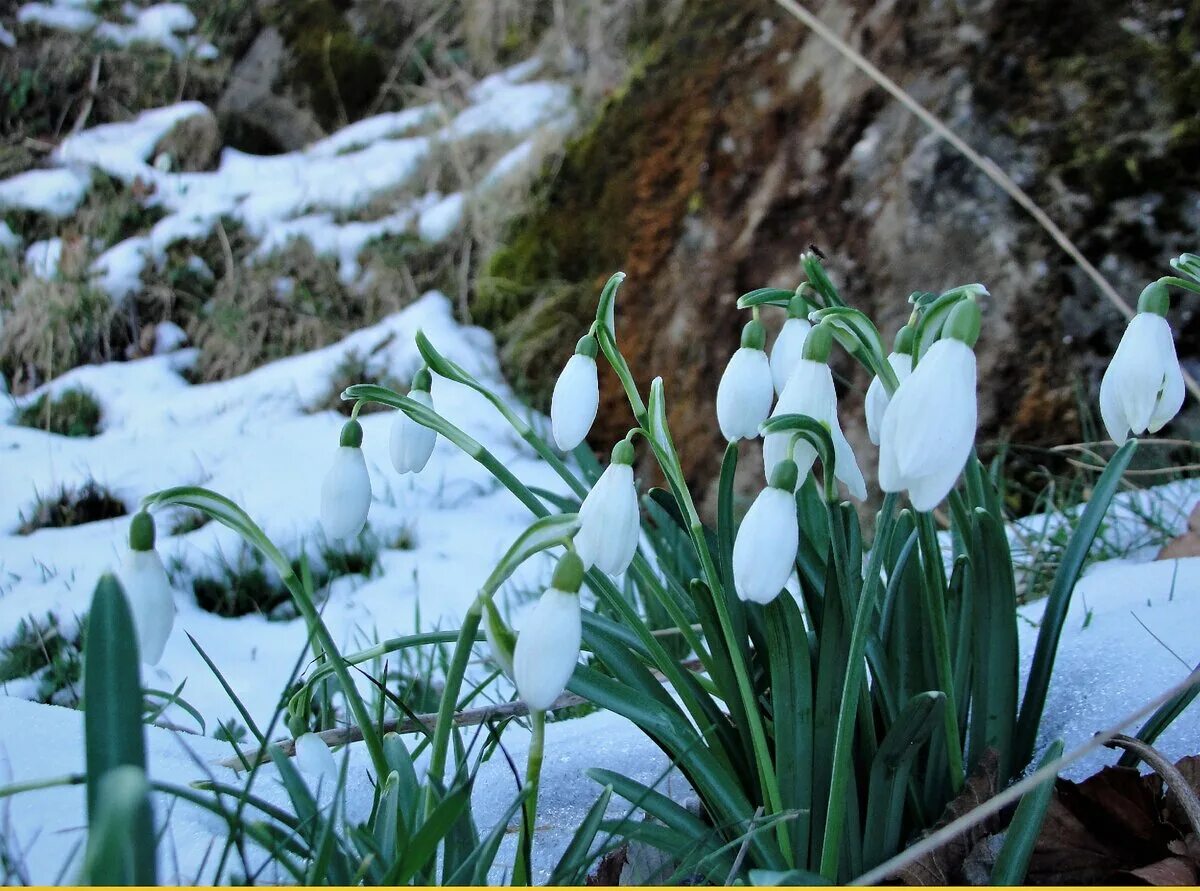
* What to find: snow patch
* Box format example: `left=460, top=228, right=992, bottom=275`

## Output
left=0, top=167, right=91, bottom=217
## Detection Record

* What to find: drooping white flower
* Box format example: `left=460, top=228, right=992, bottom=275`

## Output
left=717, top=320, right=774, bottom=441
left=513, top=553, right=584, bottom=711
left=390, top=368, right=437, bottom=473
left=878, top=301, right=980, bottom=512
left=763, top=335, right=866, bottom=501
left=574, top=440, right=640, bottom=576
left=1100, top=294, right=1183, bottom=445
left=865, top=351, right=914, bottom=446
left=770, top=316, right=812, bottom=395
left=117, top=511, right=176, bottom=666
left=295, top=732, right=338, bottom=787
left=732, top=460, right=800, bottom=605
left=321, top=421, right=371, bottom=539
left=551, top=336, right=600, bottom=451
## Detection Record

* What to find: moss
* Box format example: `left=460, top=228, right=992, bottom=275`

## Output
left=13, top=387, right=103, bottom=437
left=17, top=481, right=127, bottom=535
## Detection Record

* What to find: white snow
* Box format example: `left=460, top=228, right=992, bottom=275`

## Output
left=153, top=320, right=188, bottom=355
left=417, top=192, right=465, bottom=243
left=16, top=0, right=217, bottom=58
left=0, top=22, right=16, bottom=47
left=23, top=237, right=62, bottom=280
left=54, top=102, right=213, bottom=180
left=0, top=167, right=91, bottom=217
left=17, top=2, right=98, bottom=33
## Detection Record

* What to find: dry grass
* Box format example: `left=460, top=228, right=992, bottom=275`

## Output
left=0, top=277, right=116, bottom=391
left=16, top=480, right=126, bottom=535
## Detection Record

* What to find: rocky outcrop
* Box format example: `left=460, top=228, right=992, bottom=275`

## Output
left=477, top=0, right=1200, bottom=498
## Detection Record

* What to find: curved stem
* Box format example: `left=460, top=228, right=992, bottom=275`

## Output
left=426, top=600, right=483, bottom=787
left=514, top=710, right=546, bottom=885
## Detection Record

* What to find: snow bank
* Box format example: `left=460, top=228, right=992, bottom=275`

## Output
left=16, top=0, right=216, bottom=57
left=0, top=167, right=91, bottom=217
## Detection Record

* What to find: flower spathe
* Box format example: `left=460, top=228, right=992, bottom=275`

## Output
left=865, top=351, right=913, bottom=446
left=321, top=421, right=371, bottom=539
left=763, top=357, right=867, bottom=500
left=770, top=316, right=812, bottom=395
left=118, top=512, right=175, bottom=666
left=390, top=390, right=437, bottom=473
left=551, top=337, right=600, bottom=451
left=716, top=321, right=773, bottom=441
left=732, top=460, right=800, bottom=605
left=513, top=554, right=584, bottom=711
left=1099, top=310, right=1184, bottom=445
left=878, top=332, right=978, bottom=512
left=574, top=440, right=640, bottom=575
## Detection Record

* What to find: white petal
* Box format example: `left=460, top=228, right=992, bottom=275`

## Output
left=295, top=733, right=338, bottom=786
left=904, top=446, right=971, bottom=512
left=1112, top=314, right=1166, bottom=435
left=575, top=464, right=639, bottom=575
left=891, top=340, right=976, bottom=478
left=390, top=390, right=436, bottom=473
left=770, top=318, right=812, bottom=395
left=321, top=447, right=371, bottom=539
left=865, top=353, right=912, bottom=446
left=732, top=487, right=798, bottom=604
left=765, top=359, right=836, bottom=484
left=717, top=348, right=774, bottom=441
left=513, top=588, right=582, bottom=711
left=119, top=549, right=176, bottom=666
left=877, top=398, right=905, bottom=494
left=551, top=354, right=599, bottom=451
left=1148, top=316, right=1184, bottom=433
left=831, top=420, right=867, bottom=501
left=1099, top=360, right=1129, bottom=445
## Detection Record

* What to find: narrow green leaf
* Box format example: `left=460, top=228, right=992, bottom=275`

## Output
left=1122, top=663, right=1200, bottom=767
left=550, top=785, right=613, bottom=884
left=79, top=765, right=156, bottom=886
left=991, top=740, right=1064, bottom=884
left=765, top=595, right=813, bottom=867
left=736, top=287, right=799, bottom=309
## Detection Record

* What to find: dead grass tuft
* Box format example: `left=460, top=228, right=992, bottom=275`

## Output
left=17, top=480, right=127, bottom=535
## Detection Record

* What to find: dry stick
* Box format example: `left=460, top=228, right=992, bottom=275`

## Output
left=772, top=0, right=1200, bottom=405
left=215, top=653, right=708, bottom=770
left=69, top=56, right=102, bottom=136
left=1104, top=734, right=1200, bottom=836
left=850, top=665, right=1200, bottom=885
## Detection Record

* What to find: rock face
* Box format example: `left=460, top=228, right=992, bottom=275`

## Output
left=477, top=0, right=1200, bottom=497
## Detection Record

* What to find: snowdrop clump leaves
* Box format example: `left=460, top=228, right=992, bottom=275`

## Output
left=61, top=251, right=1197, bottom=887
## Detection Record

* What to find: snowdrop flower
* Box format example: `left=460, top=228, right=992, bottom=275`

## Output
left=769, top=296, right=812, bottom=395
left=762, top=325, right=866, bottom=500
left=865, top=326, right=915, bottom=446
left=117, top=511, right=176, bottom=666
left=390, top=367, right=437, bottom=473
left=733, top=459, right=799, bottom=605
left=1099, top=282, right=1184, bottom=445
left=575, top=439, right=639, bottom=575
left=551, top=334, right=600, bottom=451
left=513, top=552, right=584, bottom=711
left=295, top=732, right=338, bottom=788
left=878, top=300, right=979, bottom=512
left=717, top=319, right=774, bottom=441
left=321, top=420, right=371, bottom=539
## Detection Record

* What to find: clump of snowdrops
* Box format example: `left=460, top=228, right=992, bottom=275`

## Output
left=33, top=253, right=1200, bottom=884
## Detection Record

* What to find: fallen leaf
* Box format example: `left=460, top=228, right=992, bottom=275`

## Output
left=1126, top=855, right=1197, bottom=884
left=1156, top=504, right=1200, bottom=560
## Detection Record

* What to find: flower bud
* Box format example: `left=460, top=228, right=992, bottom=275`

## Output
left=550, top=336, right=600, bottom=451
left=295, top=732, right=338, bottom=787
left=390, top=369, right=437, bottom=474
left=321, top=420, right=371, bottom=539
left=716, top=321, right=774, bottom=441
left=574, top=441, right=639, bottom=575
left=1099, top=309, right=1183, bottom=445
left=513, top=554, right=583, bottom=711
left=117, top=511, right=176, bottom=666
left=878, top=337, right=978, bottom=511
left=732, top=461, right=800, bottom=605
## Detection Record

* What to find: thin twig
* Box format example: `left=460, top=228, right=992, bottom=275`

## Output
left=69, top=56, right=102, bottom=136
left=850, top=665, right=1200, bottom=885
left=1104, top=734, right=1200, bottom=837
left=771, top=0, right=1200, bottom=405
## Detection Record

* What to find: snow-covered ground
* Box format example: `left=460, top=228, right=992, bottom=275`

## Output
left=13, top=0, right=217, bottom=58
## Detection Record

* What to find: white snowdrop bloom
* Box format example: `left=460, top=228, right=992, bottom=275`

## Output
left=1099, top=288, right=1183, bottom=445
left=865, top=351, right=914, bottom=446
left=513, top=554, right=584, bottom=711
left=574, top=440, right=640, bottom=576
left=770, top=316, right=812, bottom=395
left=879, top=301, right=980, bottom=512
left=733, top=460, right=800, bottom=605
left=717, top=320, right=773, bottom=441
left=763, top=329, right=866, bottom=500
left=295, top=733, right=338, bottom=787
left=390, top=368, right=437, bottom=473
left=551, top=336, right=600, bottom=451
left=321, top=421, right=371, bottom=539
left=117, top=512, right=176, bottom=666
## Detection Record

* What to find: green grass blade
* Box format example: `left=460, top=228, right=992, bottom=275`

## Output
left=991, top=740, right=1063, bottom=884
left=550, top=784, right=613, bottom=885
left=1015, top=440, right=1137, bottom=768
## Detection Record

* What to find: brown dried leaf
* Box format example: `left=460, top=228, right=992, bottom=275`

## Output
left=1156, top=504, right=1200, bottom=560
left=1126, top=856, right=1198, bottom=885
left=896, top=750, right=1002, bottom=885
